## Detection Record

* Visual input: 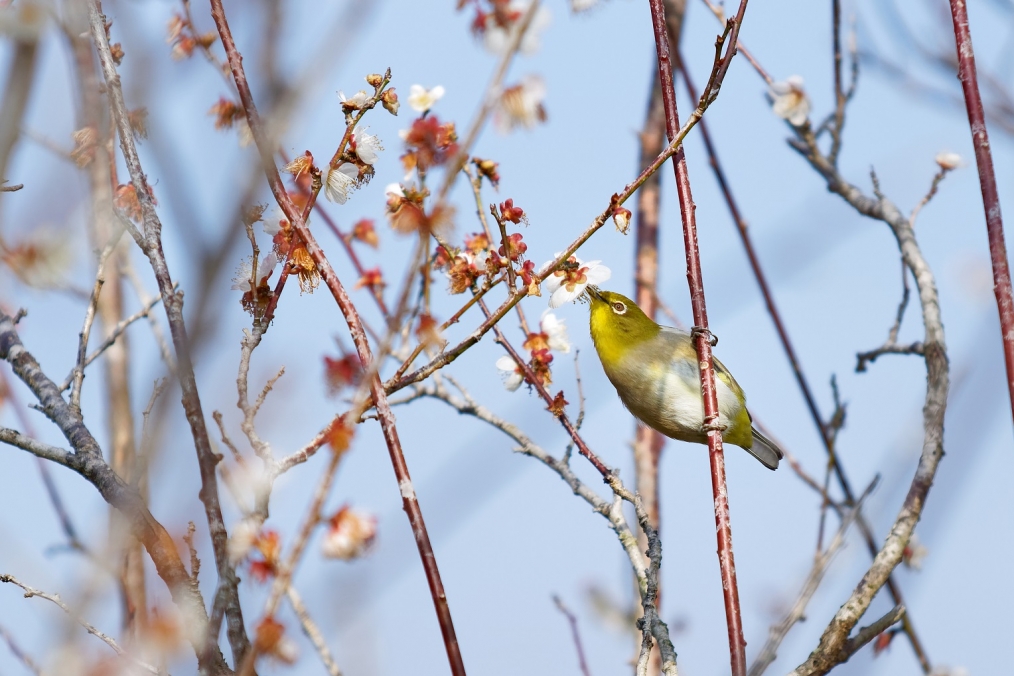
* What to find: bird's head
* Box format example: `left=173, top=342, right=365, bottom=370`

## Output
left=587, top=288, right=661, bottom=360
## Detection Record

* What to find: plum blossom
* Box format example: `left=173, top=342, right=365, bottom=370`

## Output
left=407, top=84, right=445, bottom=113
left=769, top=76, right=810, bottom=126
left=496, top=356, right=525, bottom=391
left=1, top=227, right=75, bottom=288
left=902, top=534, right=929, bottom=570
left=321, top=506, right=377, bottom=560
left=540, top=310, right=571, bottom=353
left=541, top=253, right=611, bottom=308
left=935, top=152, right=962, bottom=171
left=495, top=75, right=547, bottom=133
left=483, top=1, right=551, bottom=55
left=231, top=253, right=277, bottom=292
left=352, top=127, right=383, bottom=165
left=227, top=519, right=260, bottom=565
left=324, top=163, right=361, bottom=204
left=339, top=90, right=370, bottom=110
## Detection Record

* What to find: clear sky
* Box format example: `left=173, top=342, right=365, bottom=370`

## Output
left=1, top=0, right=1011, bottom=675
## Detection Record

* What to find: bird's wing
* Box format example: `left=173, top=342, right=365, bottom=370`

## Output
left=659, top=327, right=746, bottom=401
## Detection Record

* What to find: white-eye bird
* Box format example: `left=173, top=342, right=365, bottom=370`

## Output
left=587, top=288, right=783, bottom=470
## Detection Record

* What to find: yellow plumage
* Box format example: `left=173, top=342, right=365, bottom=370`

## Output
left=588, top=289, right=782, bottom=470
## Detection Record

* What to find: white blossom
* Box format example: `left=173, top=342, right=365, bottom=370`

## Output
left=494, top=75, right=547, bottom=134
left=227, top=519, right=260, bottom=565
left=935, top=151, right=963, bottom=171
left=407, top=84, right=445, bottom=113
left=352, top=127, right=383, bottom=165
left=540, top=310, right=571, bottom=353
left=541, top=253, right=611, bottom=308
left=902, top=533, right=929, bottom=570
left=484, top=2, right=551, bottom=56
left=496, top=355, right=525, bottom=391
left=769, top=75, right=810, bottom=126
left=321, top=507, right=377, bottom=560
left=339, top=90, right=370, bottom=109
left=231, top=253, right=277, bottom=292
left=1, top=227, right=75, bottom=288
left=324, top=163, right=361, bottom=204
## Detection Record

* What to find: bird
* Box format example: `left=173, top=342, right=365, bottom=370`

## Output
left=586, top=287, right=783, bottom=470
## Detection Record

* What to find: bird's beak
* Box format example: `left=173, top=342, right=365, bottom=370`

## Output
left=586, top=286, right=604, bottom=302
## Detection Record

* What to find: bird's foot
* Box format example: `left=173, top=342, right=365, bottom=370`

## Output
left=701, top=415, right=727, bottom=434
left=690, top=326, right=718, bottom=347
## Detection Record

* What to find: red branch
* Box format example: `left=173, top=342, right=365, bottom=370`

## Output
left=208, top=3, right=466, bottom=674
left=647, top=0, right=749, bottom=674
left=947, top=0, right=1014, bottom=426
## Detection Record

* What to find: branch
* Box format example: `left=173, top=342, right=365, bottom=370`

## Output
left=778, top=91, right=947, bottom=676
left=87, top=2, right=251, bottom=663
left=207, top=3, right=464, bottom=672
left=648, top=0, right=752, bottom=672
left=0, top=574, right=158, bottom=674
left=748, top=479, right=877, bottom=676
left=694, top=7, right=937, bottom=668
left=946, top=0, right=1014, bottom=427
left=553, top=595, right=592, bottom=676
left=287, top=586, right=342, bottom=676
left=0, top=310, right=230, bottom=675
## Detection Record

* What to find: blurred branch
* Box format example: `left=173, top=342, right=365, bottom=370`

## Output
left=434, top=0, right=543, bottom=207
left=87, top=1, right=252, bottom=665
left=748, top=478, right=877, bottom=676
left=553, top=595, right=592, bottom=676
left=0, top=15, right=38, bottom=206
left=0, top=310, right=230, bottom=674
left=0, top=574, right=157, bottom=674
left=0, top=624, right=43, bottom=676
left=287, top=586, right=342, bottom=676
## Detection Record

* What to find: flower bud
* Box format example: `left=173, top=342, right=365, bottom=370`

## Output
left=612, top=206, right=632, bottom=234
left=381, top=88, right=400, bottom=115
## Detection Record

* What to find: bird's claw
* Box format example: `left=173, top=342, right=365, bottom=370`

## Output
left=691, top=326, right=718, bottom=347
left=701, top=416, right=727, bottom=434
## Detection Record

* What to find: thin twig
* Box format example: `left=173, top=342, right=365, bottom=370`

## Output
left=0, top=574, right=157, bottom=674
left=748, top=478, right=878, bottom=676
left=553, top=595, right=592, bottom=676
left=0, top=624, right=43, bottom=676
left=287, top=586, right=342, bottom=676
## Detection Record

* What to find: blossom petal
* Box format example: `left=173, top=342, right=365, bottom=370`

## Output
left=550, top=285, right=584, bottom=308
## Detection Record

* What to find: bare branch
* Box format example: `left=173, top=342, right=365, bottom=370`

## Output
left=287, top=586, right=342, bottom=676
left=0, top=574, right=157, bottom=674
left=749, top=479, right=877, bottom=676
left=87, top=2, right=250, bottom=663
left=553, top=595, right=592, bottom=676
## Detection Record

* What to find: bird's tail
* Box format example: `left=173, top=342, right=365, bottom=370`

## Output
left=746, top=427, right=784, bottom=470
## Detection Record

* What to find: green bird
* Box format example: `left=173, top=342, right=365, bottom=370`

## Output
left=587, top=288, right=783, bottom=470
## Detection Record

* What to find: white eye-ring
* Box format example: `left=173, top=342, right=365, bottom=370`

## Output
left=612, top=301, right=626, bottom=314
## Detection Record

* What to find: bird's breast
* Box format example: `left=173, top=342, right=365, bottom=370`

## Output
left=604, top=346, right=745, bottom=444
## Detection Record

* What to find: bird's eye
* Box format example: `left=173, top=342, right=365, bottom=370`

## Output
left=612, top=301, right=626, bottom=314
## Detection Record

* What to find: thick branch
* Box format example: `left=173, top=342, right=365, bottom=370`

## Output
left=946, top=0, right=1014, bottom=426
